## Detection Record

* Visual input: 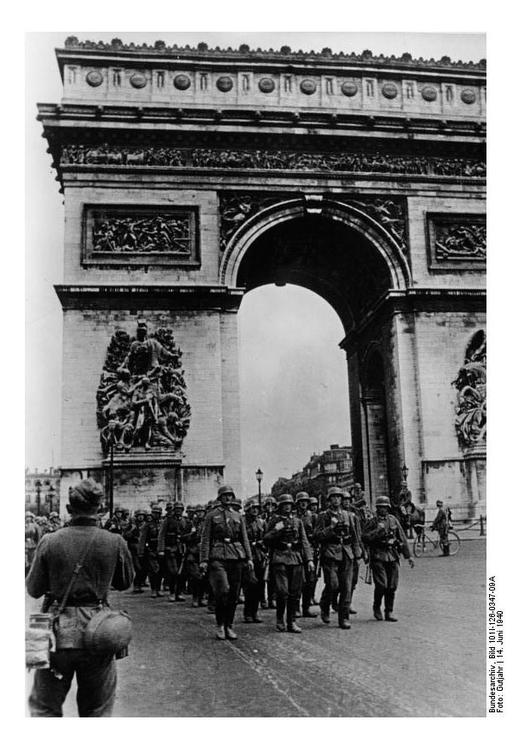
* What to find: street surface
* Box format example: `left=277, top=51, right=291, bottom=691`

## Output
left=26, top=541, right=486, bottom=717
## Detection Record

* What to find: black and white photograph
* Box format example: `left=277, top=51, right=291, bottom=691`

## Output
left=19, top=19, right=510, bottom=726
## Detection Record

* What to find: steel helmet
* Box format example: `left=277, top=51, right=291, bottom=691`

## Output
left=327, top=486, right=343, bottom=499
left=295, top=491, right=310, bottom=503
left=278, top=493, right=294, bottom=506
left=230, top=497, right=243, bottom=510
left=309, top=497, right=318, bottom=506
left=83, top=609, right=133, bottom=653
left=217, top=485, right=235, bottom=498
left=375, top=495, right=391, bottom=507
left=245, top=498, right=260, bottom=511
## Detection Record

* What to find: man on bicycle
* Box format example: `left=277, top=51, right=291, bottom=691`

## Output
left=431, top=500, right=452, bottom=556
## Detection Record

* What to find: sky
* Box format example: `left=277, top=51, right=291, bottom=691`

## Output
left=25, top=32, right=486, bottom=496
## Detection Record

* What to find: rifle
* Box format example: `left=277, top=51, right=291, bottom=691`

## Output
left=263, top=555, right=270, bottom=583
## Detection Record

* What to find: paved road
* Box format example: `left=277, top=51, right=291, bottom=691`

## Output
left=27, top=541, right=486, bottom=717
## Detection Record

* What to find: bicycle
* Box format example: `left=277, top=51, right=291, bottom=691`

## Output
left=412, top=524, right=460, bottom=558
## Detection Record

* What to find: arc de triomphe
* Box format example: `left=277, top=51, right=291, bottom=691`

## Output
left=38, top=38, right=486, bottom=517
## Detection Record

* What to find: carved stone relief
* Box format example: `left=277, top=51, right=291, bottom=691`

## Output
left=427, top=214, right=486, bottom=270
left=452, top=330, right=486, bottom=450
left=96, top=321, right=191, bottom=454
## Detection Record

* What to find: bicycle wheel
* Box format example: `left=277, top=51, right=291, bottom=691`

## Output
left=447, top=531, right=460, bottom=556
left=413, top=535, right=438, bottom=558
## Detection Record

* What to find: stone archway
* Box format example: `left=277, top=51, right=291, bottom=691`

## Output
left=220, top=197, right=410, bottom=499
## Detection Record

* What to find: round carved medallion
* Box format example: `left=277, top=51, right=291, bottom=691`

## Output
left=341, top=81, right=358, bottom=97
left=173, top=74, right=191, bottom=90
left=381, top=82, right=398, bottom=99
left=421, top=85, right=438, bottom=102
left=216, top=76, right=234, bottom=92
left=130, top=73, right=147, bottom=89
left=258, top=77, right=275, bottom=93
left=461, top=88, right=477, bottom=104
left=86, top=70, right=103, bottom=87
left=300, top=79, right=317, bottom=95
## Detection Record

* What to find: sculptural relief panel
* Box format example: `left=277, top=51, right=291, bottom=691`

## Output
left=426, top=213, right=486, bottom=271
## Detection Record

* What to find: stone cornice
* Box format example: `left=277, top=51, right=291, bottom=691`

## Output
left=60, top=37, right=486, bottom=75
left=340, top=287, right=486, bottom=351
left=54, top=284, right=245, bottom=311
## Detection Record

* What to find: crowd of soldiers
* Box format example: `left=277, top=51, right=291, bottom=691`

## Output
left=26, top=482, right=422, bottom=641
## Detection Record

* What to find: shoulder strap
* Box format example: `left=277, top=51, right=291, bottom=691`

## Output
left=57, top=529, right=98, bottom=614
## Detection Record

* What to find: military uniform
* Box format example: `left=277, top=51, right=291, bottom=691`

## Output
left=123, top=510, right=146, bottom=593
left=264, top=495, right=313, bottom=633
left=295, top=492, right=318, bottom=617
left=431, top=503, right=451, bottom=555
left=200, top=486, right=253, bottom=639
left=243, top=500, right=266, bottom=622
left=157, top=503, right=192, bottom=601
left=182, top=506, right=207, bottom=607
left=138, top=507, right=163, bottom=597
left=315, top=496, right=362, bottom=628
left=362, top=496, right=413, bottom=621
left=26, top=479, right=134, bottom=717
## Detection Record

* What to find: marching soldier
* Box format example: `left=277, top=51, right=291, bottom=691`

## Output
left=104, top=507, right=125, bottom=535
left=199, top=485, right=253, bottom=640
left=308, top=497, right=320, bottom=605
left=139, top=504, right=163, bottom=597
left=157, top=500, right=192, bottom=602
left=261, top=496, right=278, bottom=609
left=26, top=479, right=134, bottom=717
left=362, top=495, right=414, bottom=622
left=182, top=505, right=207, bottom=607
left=315, top=486, right=362, bottom=629
left=243, top=499, right=266, bottom=623
left=123, top=509, right=146, bottom=593
left=295, top=491, right=318, bottom=618
left=264, top=494, right=314, bottom=633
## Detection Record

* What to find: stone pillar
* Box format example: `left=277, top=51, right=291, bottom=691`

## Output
left=219, top=309, right=243, bottom=494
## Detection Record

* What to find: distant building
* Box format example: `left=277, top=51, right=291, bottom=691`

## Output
left=271, top=444, right=354, bottom=504
left=25, top=468, right=60, bottom=514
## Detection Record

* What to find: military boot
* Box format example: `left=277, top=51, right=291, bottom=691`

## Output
left=215, top=626, right=226, bottom=640
left=338, top=609, right=351, bottom=629
left=320, top=606, right=331, bottom=624
left=225, top=626, right=238, bottom=640
left=276, top=619, right=286, bottom=632
left=287, top=621, right=302, bottom=633
left=384, top=591, right=397, bottom=621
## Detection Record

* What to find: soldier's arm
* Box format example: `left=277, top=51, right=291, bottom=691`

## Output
left=199, top=512, right=212, bottom=564
left=314, top=513, right=336, bottom=543
left=112, top=536, right=135, bottom=590
left=263, top=517, right=282, bottom=545
left=239, top=516, right=253, bottom=560
left=350, top=514, right=363, bottom=559
left=362, top=518, right=384, bottom=544
left=395, top=519, right=412, bottom=559
left=157, top=518, right=167, bottom=554
left=25, top=536, right=50, bottom=599
left=299, top=519, right=312, bottom=563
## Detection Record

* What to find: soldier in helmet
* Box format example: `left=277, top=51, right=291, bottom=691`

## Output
left=48, top=511, right=62, bottom=532
left=243, top=498, right=266, bottom=623
left=139, top=504, right=163, bottom=597
left=362, top=495, right=414, bottom=622
left=26, top=479, right=134, bottom=717
left=308, top=497, right=320, bottom=604
left=158, top=500, right=192, bottom=602
left=261, top=496, right=277, bottom=609
left=124, top=509, right=147, bottom=593
left=200, top=485, right=253, bottom=640
left=295, top=491, right=317, bottom=618
left=104, top=507, right=125, bottom=535
left=264, top=494, right=314, bottom=633
left=182, top=505, right=207, bottom=607
left=315, top=486, right=363, bottom=629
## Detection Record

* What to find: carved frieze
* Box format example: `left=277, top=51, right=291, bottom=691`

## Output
left=60, top=144, right=486, bottom=179
left=427, top=213, right=486, bottom=270
left=218, top=191, right=408, bottom=254
left=96, top=320, right=191, bottom=454
left=452, top=330, right=486, bottom=450
left=83, top=205, right=199, bottom=267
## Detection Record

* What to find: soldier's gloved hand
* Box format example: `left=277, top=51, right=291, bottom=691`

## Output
left=247, top=560, right=254, bottom=570
left=330, top=517, right=338, bottom=527
left=307, top=561, right=315, bottom=572
left=199, top=561, right=208, bottom=573
left=408, top=559, right=415, bottom=569
left=274, top=521, right=285, bottom=531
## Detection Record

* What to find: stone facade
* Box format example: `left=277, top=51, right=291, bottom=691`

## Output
left=39, top=39, right=486, bottom=517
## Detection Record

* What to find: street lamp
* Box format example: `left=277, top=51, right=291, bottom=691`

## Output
left=255, top=467, right=263, bottom=510
left=107, top=420, right=118, bottom=517
left=47, top=487, right=56, bottom=515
